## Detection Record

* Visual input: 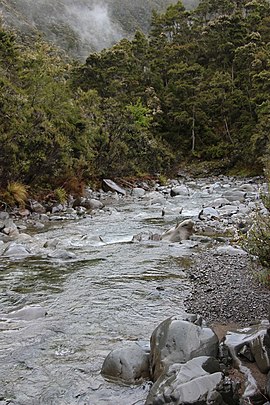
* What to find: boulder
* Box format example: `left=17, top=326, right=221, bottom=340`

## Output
left=170, top=185, right=190, bottom=197
left=3, top=244, right=31, bottom=257
left=4, top=305, right=47, bottom=321
left=145, top=356, right=239, bottom=405
left=149, top=316, right=219, bottom=381
left=101, top=342, right=150, bottom=384
left=47, top=249, right=76, bottom=260
left=132, top=187, right=146, bottom=198
left=161, top=220, right=194, bottom=243
left=222, top=190, right=246, bottom=203
left=102, top=179, right=126, bottom=195
left=215, top=246, right=248, bottom=256
left=224, top=322, right=270, bottom=374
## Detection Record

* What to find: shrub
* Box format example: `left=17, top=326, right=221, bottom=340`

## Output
left=244, top=179, right=270, bottom=285
left=0, top=182, right=28, bottom=208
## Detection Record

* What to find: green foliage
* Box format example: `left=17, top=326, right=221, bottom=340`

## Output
left=54, top=187, right=67, bottom=204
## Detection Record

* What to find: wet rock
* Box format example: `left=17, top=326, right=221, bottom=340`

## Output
left=145, top=356, right=239, bottom=405
left=132, top=187, right=146, bottom=198
left=102, top=179, right=126, bottom=195
left=222, top=190, right=246, bottom=203
left=170, top=184, right=190, bottom=197
left=239, top=184, right=256, bottom=193
left=161, top=219, right=194, bottom=243
left=209, top=197, right=231, bottom=208
left=101, top=342, right=150, bottom=384
left=266, top=370, right=270, bottom=398
left=4, top=305, right=47, bottom=321
left=224, top=322, right=270, bottom=374
left=198, top=207, right=220, bottom=220
left=149, top=315, right=219, bottom=381
left=215, top=246, right=248, bottom=256
left=3, top=244, right=31, bottom=257
left=47, top=249, right=76, bottom=260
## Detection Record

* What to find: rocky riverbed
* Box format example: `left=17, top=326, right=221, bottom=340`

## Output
left=185, top=250, right=270, bottom=327
left=0, top=175, right=270, bottom=404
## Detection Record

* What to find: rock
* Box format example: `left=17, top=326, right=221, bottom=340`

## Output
left=102, top=179, right=126, bottom=195
left=239, top=184, right=256, bottom=193
left=101, top=342, right=150, bottom=384
left=31, top=201, right=46, bottom=214
left=161, top=219, right=194, bottom=243
left=222, top=190, right=246, bottom=203
left=198, top=207, right=220, bottom=220
left=209, top=197, right=231, bottom=208
left=215, top=246, right=248, bottom=256
left=149, top=316, right=219, bottom=381
left=0, top=212, right=9, bottom=220
left=85, top=198, right=104, bottom=210
left=3, top=244, right=31, bottom=257
left=132, top=187, right=146, bottom=198
left=4, top=305, right=47, bottom=321
left=224, top=322, right=270, bottom=374
left=170, top=184, right=190, bottom=197
left=145, top=356, right=239, bottom=405
left=266, top=370, right=270, bottom=398
left=47, top=249, right=76, bottom=260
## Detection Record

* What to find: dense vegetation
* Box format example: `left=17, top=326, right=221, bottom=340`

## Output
left=0, top=0, right=196, bottom=59
left=0, top=0, right=270, bottom=198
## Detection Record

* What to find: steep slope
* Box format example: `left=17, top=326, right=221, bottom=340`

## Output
left=0, top=0, right=197, bottom=59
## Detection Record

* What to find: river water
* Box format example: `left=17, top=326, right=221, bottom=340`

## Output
left=0, top=180, right=251, bottom=405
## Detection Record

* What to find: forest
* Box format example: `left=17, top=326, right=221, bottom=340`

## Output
left=0, top=0, right=270, bottom=198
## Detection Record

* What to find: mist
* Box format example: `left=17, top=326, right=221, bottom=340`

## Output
left=65, top=2, right=124, bottom=53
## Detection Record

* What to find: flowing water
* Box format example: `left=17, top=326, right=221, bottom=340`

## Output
left=0, top=181, right=242, bottom=405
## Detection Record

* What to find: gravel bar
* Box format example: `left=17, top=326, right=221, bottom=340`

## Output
left=184, top=249, right=270, bottom=327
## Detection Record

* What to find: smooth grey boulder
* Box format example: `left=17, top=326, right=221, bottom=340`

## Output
left=215, top=246, right=248, bottom=256
left=198, top=207, right=220, bottom=220
left=209, top=198, right=231, bottom=208
left=132, top=187, right=146, bottom=198
left=161, top=220, right=194, bottom=243
left=3, top=305, right=47, bottom=321
left=224, top=321, right=270, bottom=374
left=47, top=249, right=76, bottom=260
left=31, top=201, right=46, bottom=214
left=102, top=179, right=126, bottom=195
left=101, top=342, right=150, bottom=384
left=150, top=316, right=219, bottom=381
left=145, top=356, right=239, bottom=405
left=222, top=190, right=246, bottom=203
left=3, top=244, right=31, bottom=257
left=170, top=185, right=190, bottom=197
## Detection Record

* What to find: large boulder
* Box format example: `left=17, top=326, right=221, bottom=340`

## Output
left=145, top=356, right=239, bottom=405
left=149, top=316, right=219, bottom=381
left=224, top=322, right=270, bottom=374
left=3, top=243, right=31, bottom=257
left=101, top=342, right=150, bottom=384
left=170, top=185, right=190, bottom=197
left=102, top=179, right=126, bottom=195
left=161, top=220, right=194, bottom=243
left=4, top=305, right=47, bottom=321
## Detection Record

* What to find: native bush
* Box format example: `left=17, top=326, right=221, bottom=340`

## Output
left=244, top=172, right=270, bottom=285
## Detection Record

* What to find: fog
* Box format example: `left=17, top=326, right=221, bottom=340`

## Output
left=64, top=2, right=124, bottom=52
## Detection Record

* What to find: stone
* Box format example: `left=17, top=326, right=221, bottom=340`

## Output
left=3, top=244, right=31, bottom=257
left=198, top=207, right=220, bottom=220
left=170, top=185, right=190, bottom=197
left=102, top=179, right=126, bottom=195
left=132, top=187, right=146, bottom=198
left=215, top=246, right=248, bottom=256
left=47, top=249, right=76, bottom=260
left=222, top=190, right=246, bottom=203
left=161, top=219, right=194, bottom=243
left=4, top=305, right=47, bottom=321
left=224, top=322, right=270, bottom=374
left=149, top=316, right=219, bottom=381
left=145, top=356, right=239, bottom=405
left=101, top=342, right=150, bottom=384
left=31, top=201, right=46, bottom=214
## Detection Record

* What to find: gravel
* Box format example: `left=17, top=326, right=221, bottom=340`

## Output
left=184, top=248, right=270, bottom=327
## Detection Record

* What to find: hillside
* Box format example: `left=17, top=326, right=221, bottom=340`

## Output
left=0, top=0, right=198, bottom=59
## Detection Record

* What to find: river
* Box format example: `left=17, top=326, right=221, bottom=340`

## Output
left=0, top=178, right=259, bottom=404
